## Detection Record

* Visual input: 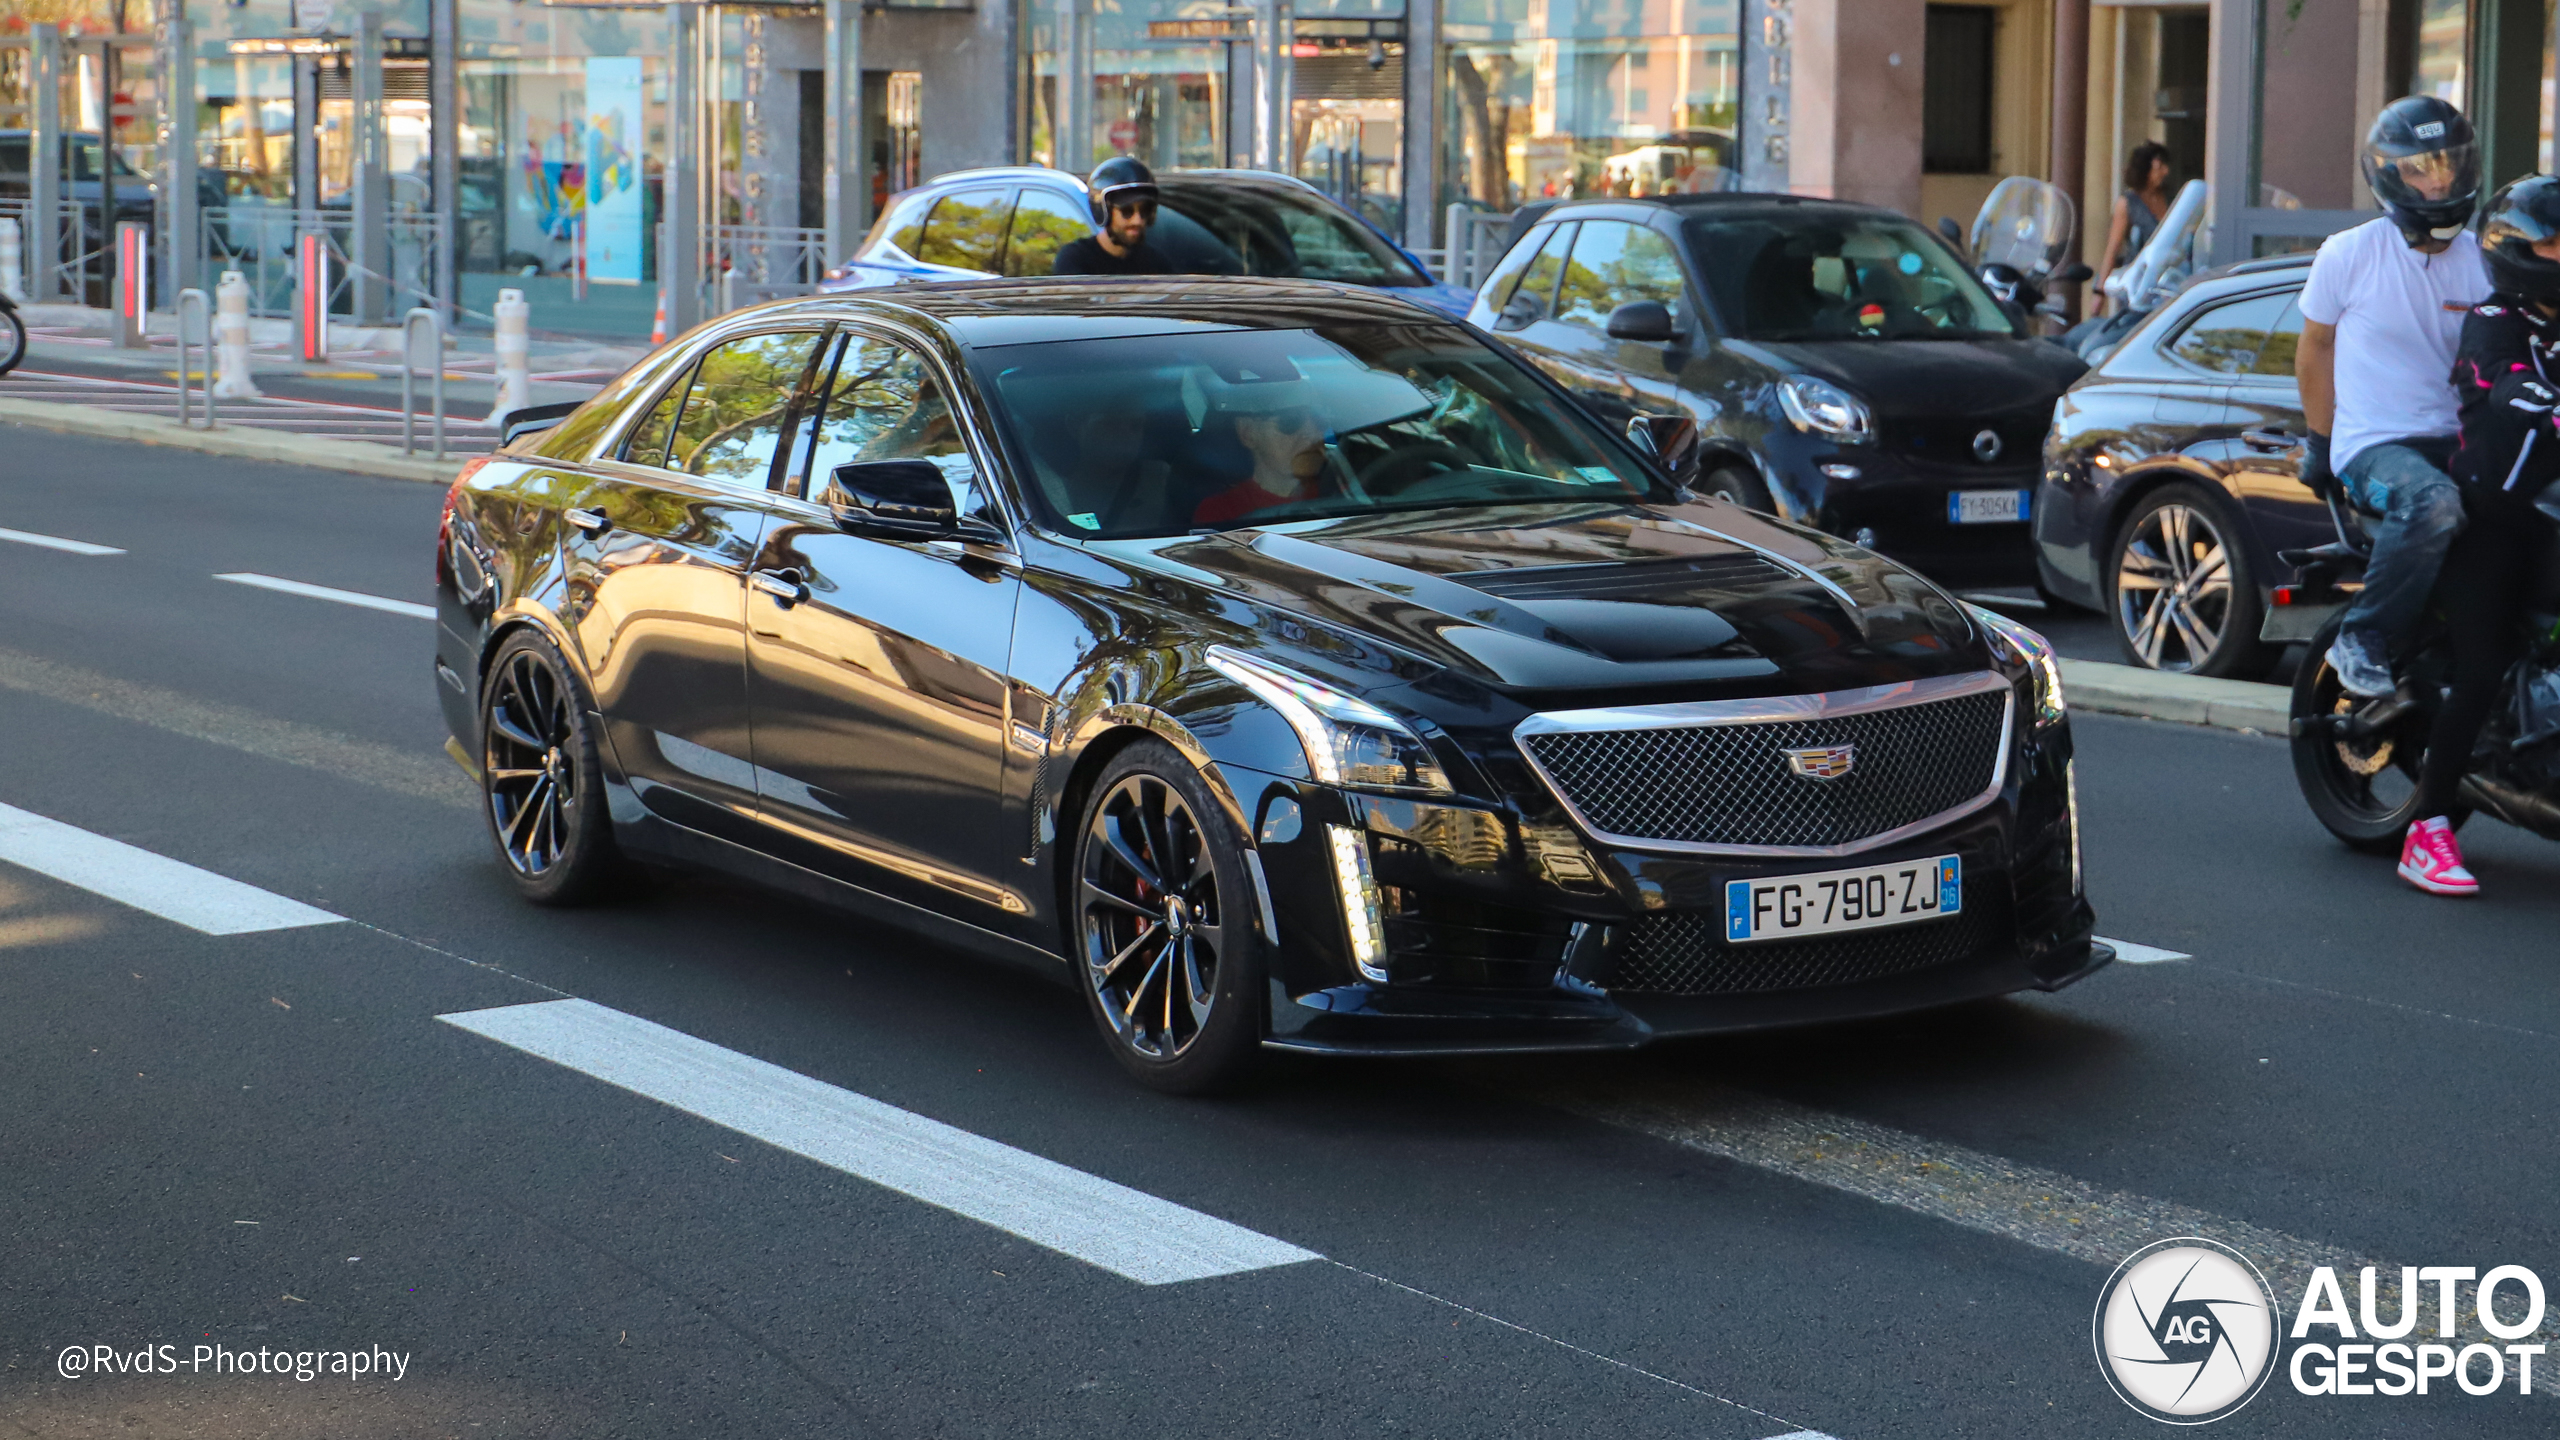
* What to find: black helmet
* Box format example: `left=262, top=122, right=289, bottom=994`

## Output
left=1088, top=156, right=1159, bottom=225
left=2480, top=175, right=2560, bottom=304
left=2362, top=95, right=2480, bottom=242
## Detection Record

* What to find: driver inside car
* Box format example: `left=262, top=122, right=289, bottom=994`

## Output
left=1192, top=378, right=1337, bottom=527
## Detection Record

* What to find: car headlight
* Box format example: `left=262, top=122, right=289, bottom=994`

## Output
left=1777, top=375, right=1875, bottom=445
left=1968, top=605, right=2066, bottom=726
left=1205, top=647, right=1454, bottom=795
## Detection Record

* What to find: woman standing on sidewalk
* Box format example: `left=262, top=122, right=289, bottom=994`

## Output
left=2099, top=142, right=2174, bottom=310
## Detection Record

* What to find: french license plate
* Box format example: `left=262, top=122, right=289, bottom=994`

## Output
left=1724, top=855, right=1961, bottom=944
left=1948, top=489, right=2030, bottom=525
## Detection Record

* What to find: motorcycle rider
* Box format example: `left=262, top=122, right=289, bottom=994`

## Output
left=2298, top=97, right=2489, bottom=697
left=2396, top=176, right=2560, bottom=895
left=1053, top=157, right=1174, bottom=276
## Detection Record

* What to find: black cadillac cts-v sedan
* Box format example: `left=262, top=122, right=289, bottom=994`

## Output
left=433, top=278, right=2106, bottom=1091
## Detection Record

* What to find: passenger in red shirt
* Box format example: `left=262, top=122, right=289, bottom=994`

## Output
left=1192, top=394, right=1330, bottom=527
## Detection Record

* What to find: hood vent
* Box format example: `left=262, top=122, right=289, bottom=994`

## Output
left=1449, top=552, right=1794, bottom=601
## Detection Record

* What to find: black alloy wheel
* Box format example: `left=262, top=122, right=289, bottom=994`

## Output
left=1073, top=740, right=1264, bottom=1093
left=2109, top=483, right=2274, bottom=678
left=479, top=630, right=630, bottom=904
left=1702, top=464, right=1775, bottom=512
left=2288, top=615, right=2460, bottom=853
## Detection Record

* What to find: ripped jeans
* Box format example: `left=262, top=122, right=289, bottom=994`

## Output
left=2337, top=435, right=2465, bottom=646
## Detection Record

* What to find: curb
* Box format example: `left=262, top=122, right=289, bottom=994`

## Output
left=0, top=395, right=464, bottom=485
left=2059, top=657, right=2290, bottom=735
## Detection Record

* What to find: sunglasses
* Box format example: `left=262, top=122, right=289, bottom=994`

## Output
left=1108, top=199, right=1158, bottom=218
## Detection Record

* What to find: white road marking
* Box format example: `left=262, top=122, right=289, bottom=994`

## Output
left=212, top=573, right=436, bottom=620
left=1764, top=1432, right=1845, bottom=1440
left=0, top=525, right=124, bottom=556
left=439, top=998, right=1321, bottom=1284
left=0, top=801, right=342, bottom=934
left=2097, top=936, right=2191, bottom=964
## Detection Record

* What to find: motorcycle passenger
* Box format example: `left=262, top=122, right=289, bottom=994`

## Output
left=2397, top=176, right=2560, bottom=896
left=1053, top=157, right=1174, bottom=277
left=2298, top=96, right=2489, bottom=698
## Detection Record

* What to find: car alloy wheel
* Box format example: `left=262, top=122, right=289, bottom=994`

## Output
left=479, top=630, right=629, bottom=904
left=2110, top=485, right=2271, bottom=677
left=1074, top=740, right=1262, bottom=1092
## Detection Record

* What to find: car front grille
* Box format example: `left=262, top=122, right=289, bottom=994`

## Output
left=1516, top=684, right=2011, bottom=851
left=1604, top=884, right=2002, bottom=996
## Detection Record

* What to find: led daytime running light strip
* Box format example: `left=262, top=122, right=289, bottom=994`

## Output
left=2067, top=759, right=2084, bottom=896
left=1326, top=824, right=1391, bottom=983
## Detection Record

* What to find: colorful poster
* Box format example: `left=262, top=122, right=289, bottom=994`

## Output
left=583, top=58, right=645, bottom=285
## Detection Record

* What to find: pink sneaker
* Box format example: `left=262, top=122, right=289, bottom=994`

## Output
left=2398, top=816, right=2479, bottom=896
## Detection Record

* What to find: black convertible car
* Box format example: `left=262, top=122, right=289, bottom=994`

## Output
left=434, top=279, right=2105, bottom=1091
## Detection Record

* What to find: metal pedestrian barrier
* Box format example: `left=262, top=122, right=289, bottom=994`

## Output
left=401, top=306, right=446, bottom=459
left=174, top=287, right=215, bottom=430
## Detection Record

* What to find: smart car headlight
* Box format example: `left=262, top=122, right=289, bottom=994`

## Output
left=1777, top=375, right=1875, bottom=445
left=1969, top=605, right=2066, bottom=726
left=1205, top=647, right=1454, bottom=795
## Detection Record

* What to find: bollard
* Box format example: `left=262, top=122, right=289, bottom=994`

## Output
left=114, top=222, right=150, bottom=349
left=0, top=218, right=21, bottom=303
left=175, top=287, right=215, bottom=428
left=212, top=270, right=264, bottom=400
left=295, top=231, right=330, bottom=362
left=401, top=306, right=445, bottom=460
left=487, top=287, right=530, bottom=424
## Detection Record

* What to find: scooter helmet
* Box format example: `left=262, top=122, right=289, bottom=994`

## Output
left=2479, top=175, right=2560, bottom=306
left=1088, top=156, right=1159, bottom=227
left=2362, top=95, right=2480, bottom=243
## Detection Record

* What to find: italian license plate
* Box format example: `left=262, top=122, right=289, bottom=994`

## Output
left=1948, top=489, right=2030, bottom=525
left=1724, top=855, right=1961, bottom=944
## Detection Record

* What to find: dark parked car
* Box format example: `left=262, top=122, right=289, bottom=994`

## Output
left=1465, top=194, right=2087, bottom=590
left=818, top=167, right=1476, bottom=318
left=437, top=279, right=2103, bottom=1092
left=0, top=130, right=160, bottom=303
left=2037, top=253, right=2320, bottom=677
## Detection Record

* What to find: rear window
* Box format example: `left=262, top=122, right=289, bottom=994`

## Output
left=1156, top=181, right=1429, bottom=288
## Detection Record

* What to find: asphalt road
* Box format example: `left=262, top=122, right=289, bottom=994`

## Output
left=3, top=425, right=2555, bottom=1438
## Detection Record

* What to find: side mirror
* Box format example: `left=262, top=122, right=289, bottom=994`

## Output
left=825, top=459, right=962, bottom=537
left=1626, top=413, right=1700, bottom=483
left=1604, top=299, right=1677, bottom=343
left=499, top=399, right=582, bottom=447
left=2054, top=261, right=2094, bottom=284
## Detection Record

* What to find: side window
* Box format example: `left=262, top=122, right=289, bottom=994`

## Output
left=1492, top=222, right=1577, bottom=331
left=1479, top=224, right=1552, bottom=315
left=797, top=335, right=989, bottom=520
left=622, top=368, right=693, bottom=468
left=1555, top=221, right=1689, bottom=332
left=2164, top=290, right=2294, bottom=376
left=1005, top=189, right=1095, bottom=276
left=668, top=330, right=827, bottom=485
left=2248, top=293, right=2306, bottom=377
left=880, top=191, right=935, bottom=258
left=914, top=188, right=1015, bottom=273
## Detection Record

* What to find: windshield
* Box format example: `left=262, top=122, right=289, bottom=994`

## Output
left=1156, top=182, right=1430, bottom=288
left=971, top=321, right=1664, bottom=539
left=1685, top=213, right=2019, bottom=341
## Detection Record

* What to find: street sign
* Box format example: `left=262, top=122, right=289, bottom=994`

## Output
left=1147, top=19, right=1252, bottom=40
left=1106, top=120, right=1140, bottom=152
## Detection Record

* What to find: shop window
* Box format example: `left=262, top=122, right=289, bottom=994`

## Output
left=914, top=188, right=1015, bottom=273
left=1923, top=5, right=1995, bottom=175
left=1554, top=221, right=1688, bottom=332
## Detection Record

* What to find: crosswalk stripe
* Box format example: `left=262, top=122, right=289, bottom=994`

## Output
left=2097, top=936, right=2191, bottom=964
left=212, top=573, right=436, bottom=620
left=0, top=801, right=341, bottom=934
left=439, top=998, right=1322, bottom=1285
left=0, top=526, right=124, bottom=556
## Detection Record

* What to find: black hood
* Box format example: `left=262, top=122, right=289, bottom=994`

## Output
left=1723, top=336, right=2085, bottom=418
left=1109, top=499, right=1987, bottom=699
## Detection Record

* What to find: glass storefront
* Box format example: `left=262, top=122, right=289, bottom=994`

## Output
left=1442, top=0, right=1740, bottom=213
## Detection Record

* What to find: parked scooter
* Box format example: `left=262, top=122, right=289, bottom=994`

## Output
left=1938, top=176, right=2092, bottom=340
left=2062, top=178, right=2210, bottom=364
left=2286, top=490, right=2560, bottom=848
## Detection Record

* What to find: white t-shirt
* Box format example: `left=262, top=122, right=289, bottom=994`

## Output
left=2298, top=218, right=2488, bottom=468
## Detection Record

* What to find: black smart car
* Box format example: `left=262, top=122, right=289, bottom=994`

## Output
left=2036, top=254, right=2320, bottom=678
left=437, top=278, right=2104, bottom=1092
left=1465, top=195, right=2087, bottom=589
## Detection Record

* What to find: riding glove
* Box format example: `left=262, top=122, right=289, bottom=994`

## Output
left=2299, top=431, right=2337, bottom=501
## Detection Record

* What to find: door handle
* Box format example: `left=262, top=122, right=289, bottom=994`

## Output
left=564, top=507, right=612, bottom=534
left=2240, top=429, right=2299, bottom=453
left=750, top=567, right=808, bottom=607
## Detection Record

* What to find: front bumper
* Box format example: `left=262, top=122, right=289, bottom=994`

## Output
left=1766, top=436, right=2043, bottom=589
left=1227, top=717, right=2103, bottom=1055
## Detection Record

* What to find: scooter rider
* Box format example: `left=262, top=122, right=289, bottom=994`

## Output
left=1053, top=157, right=1174, bottom=276
left=2396, top=176, right=2560, bottom=895
left=2298, top=96, right=2489, bottom=698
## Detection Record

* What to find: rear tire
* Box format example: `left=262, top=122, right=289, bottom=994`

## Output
left=2108, top=483, right=2275, bottom=678
left=2289, top=615, right=2463, bottom=853
left=478, top=629, right=633, bottom=905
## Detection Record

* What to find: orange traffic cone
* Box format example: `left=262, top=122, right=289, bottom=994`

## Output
left=650, top=289, right=667, bottom=346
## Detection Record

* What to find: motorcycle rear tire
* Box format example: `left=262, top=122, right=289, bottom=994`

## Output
left=2289, top=614, right=2465, bottom=853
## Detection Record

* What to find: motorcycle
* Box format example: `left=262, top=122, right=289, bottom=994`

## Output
left=0, top=291, right=24, bottom=379
left=2286, top=490, right=2560, bottom=847
left=1940, top=176, right=2093, bottom=340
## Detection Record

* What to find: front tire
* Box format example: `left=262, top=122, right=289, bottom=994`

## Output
left=1701, top=464, right=1775, bottom=513
left=479, top=629, right=631, bottom=905
left=1071, top=740, right=1266, bottom=1094
left=2108, top=483, right=2274, bottom=678
left=2289, top=615, right=2459, bottom=853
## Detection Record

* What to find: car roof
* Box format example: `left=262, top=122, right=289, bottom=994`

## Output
left=911, top=166, right=1342, bottom=203
left=746, top=277, right=1451, bottom=347
left=1533, top=191, right=1911, bottom=226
